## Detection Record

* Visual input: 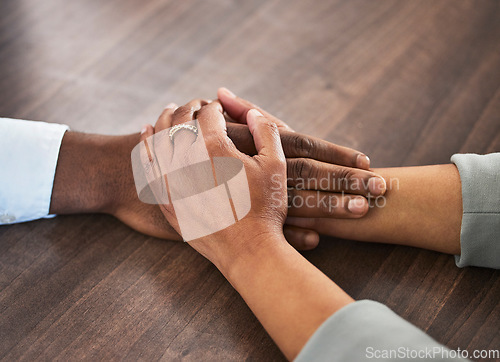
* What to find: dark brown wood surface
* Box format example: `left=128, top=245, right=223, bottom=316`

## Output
left=1, top=0, right=499, bottom=360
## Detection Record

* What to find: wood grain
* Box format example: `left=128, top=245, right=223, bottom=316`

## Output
left=1, top=0, right=499, bottom=360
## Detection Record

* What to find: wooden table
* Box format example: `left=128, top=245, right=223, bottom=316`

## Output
left=1, top=0, right=499, bottom=360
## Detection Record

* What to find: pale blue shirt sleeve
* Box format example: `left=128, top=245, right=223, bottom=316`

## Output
left=296, top=153, right=500, bottom=361
left=451, top=153, right=500, bottom=268
left=0, top=118, right=68, bottom=224
left=295, top=300, right=469, bottom=362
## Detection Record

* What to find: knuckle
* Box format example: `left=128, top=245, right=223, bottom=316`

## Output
left=336, top=167, right=358, bottom=190
left=290, top=158, right=315, bottom=180
left=196, top=105, right=210, bottom=118
left=159, top=107, right=173, bottom=119
left=261, top=120, right=279, bottom=134
left=187, top=98, right=204, bottom=107
left=202, top=132, right=219, bottom=146
left=293, top=134, right=314, bottom=158
left=217, top=136, right=233, bottom=151
left=173, top=105, right=192, bottom=119
left=197, top=102, right=223, bottom=121
left=204, top=133, right=231, bottom=153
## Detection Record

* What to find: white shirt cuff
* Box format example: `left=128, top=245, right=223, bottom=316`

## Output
left=0, top=118, right=69, bottom=224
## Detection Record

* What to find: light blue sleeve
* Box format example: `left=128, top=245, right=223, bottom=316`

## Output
left=296, top=154, right=500, bottom=361
left=295, top=300, right=469, bottom=362
left=0, top=118, right=68, bottom=224
left=451, top=153, right=500, bottom=268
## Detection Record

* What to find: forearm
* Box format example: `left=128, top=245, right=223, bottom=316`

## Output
left=217, top=235, right=353, bottom=360
left=289, top=164, right=463, bottom=254
left=49, top=131, right=139, bottom=215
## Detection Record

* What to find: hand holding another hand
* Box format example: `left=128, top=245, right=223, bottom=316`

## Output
left=138, top=100, right=288, bottom=268
left=114, top=91, right=386, bottom=251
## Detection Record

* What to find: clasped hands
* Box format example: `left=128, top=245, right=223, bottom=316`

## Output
left=128, top=88, right=386, bottom=257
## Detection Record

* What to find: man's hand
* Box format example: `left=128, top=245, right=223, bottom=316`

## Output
left=49, top=131, right=181, bottom=240
left=218, top=88, right=387, bottom=243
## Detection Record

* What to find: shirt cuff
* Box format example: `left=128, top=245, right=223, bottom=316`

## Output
left=451, top=153, right=500, bottom=269
left=295, top=300, right=469, bottom=362
left=0, top=118, right=69, bottom=224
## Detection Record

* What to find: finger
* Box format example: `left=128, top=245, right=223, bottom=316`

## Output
left=171, top=99, right=211, bottom=126
left=286, top=158, right=386, bottom=196
left=286, top=217, right=333, bottom=236
left=283, top=225, right=320, bottom=250
left=138, top=124, right=168, bottom=204
left=169, top=99, right=210, bottom=156
left=279, top=129, right=371, bottom=170
left=196, top=101, right=226, bottom=138
left=139, top=124, right=157, bottom=185
left=287, top=189, right=369, bottom=218
left=286, top=217, right=339, bottom=237
left=153, top=105, right=176, bottom=176
left=224, top=122, right=383, bottom=195
left=140, top=124, right=154, bottom=147
left=116, top=201, right=182, bottom=241
left=139, top=124, right=179, bottom=232
left=218, top=87, right=293, bottom=131
left=225, top=123, right=370, bottom=170
left=155, top=103, right=177, bottom=132
left=246, top=109, right=285, bottom=162
left=226, top=122, right=256, bottom=155
left=196, top=101, right=239, bottom=157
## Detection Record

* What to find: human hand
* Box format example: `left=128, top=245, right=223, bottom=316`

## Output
left=119, top=89, right=386, bottom=248
left=137, top=99, right=288, bottom=267
left=51, top=119, right=383, bottom=249
left=49, top=131, right=181, bottom=240
left=52, top=87, right=385, bottom=250
left=218, top=88, right=387, bottom=233
left=103, top=126, right=369, bottom=249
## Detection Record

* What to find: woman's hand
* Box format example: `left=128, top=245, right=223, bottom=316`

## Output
left=123, top=91, right=386, bottom=250
left=286, top=165, right=463, bottom=255
left=139, top=99, right=288, bottom=268
left=136, top=99, right=355, bottom=361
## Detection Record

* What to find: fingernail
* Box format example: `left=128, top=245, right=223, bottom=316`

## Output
left=247, top=109, right=263, bottom=121
left=141, top=125, right=149, bottom=134
left=356, top=154, right=370, bottom=169
left=304, top=232, right=319, bottom=247
left=165, top=103, right=177, bottom=109
left=368, top=176, right=387, bottom=196
left=220, top=87, right=236, bottom=98
left=348, top=197, right=368, bottom=215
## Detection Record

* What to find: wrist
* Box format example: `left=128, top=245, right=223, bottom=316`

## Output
left=96, top=133, right=142, bottom=215
left=209, top=225, right=292, bottom=283
left=50, top=132, right=138, bottom=215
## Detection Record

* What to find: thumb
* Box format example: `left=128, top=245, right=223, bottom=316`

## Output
left=218, top=87, right=294, bottom=131
left=246, top=109, right=285, bottom=162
